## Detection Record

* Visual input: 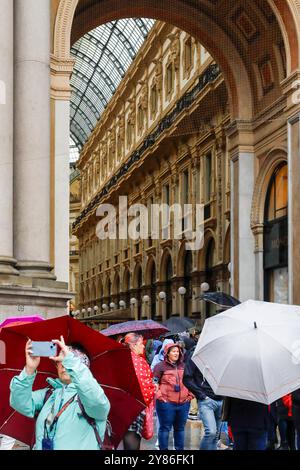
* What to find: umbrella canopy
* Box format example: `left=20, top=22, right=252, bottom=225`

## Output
left=100, top=319, right=169, bottom=339
left=0, top=316, right=145, bottom=448
left=192, top=299, right=300, bottom=405
left=0, top=315, right=44, bottom=329
left=162, top=316, right=196, bottom=335
left=197, top=292, right=240, bottom=309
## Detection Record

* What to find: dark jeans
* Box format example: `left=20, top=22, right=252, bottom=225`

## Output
left=278, top=419, right=295, bottom=450
left=293, top=405, right=300, bottom=450
left=267, top=403, right=278, bottom=446
left=156, top=400, right=190, bottom=450
left=232, top=431, right=267, bottom=450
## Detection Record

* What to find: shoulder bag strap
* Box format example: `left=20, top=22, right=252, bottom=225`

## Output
left=77, top=396, right=103, bottom=449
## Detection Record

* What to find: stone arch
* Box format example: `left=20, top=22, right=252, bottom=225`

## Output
left=112, top=271, right=120, bottom=295
left=84, top=282, right=90, bottom=303
left=122, top=267, right=131, bottom=291
left=79, top=284, right=85, bottom=304
left=224, top=225, right=231, bottom=265
left=104, top=275, right=112, bottom=297
left=159, top=247, right=173, bottom=282
left=198, top=230, right=217, bottom=271
left=53, top=0, right=300, bottom=120
left=145, top=255, right=156, bottom=285
left=133, top=262, right=143, bottom=289
left=90, top=279, right=96, bottom=302
left=251, top=148, right=288, bottom=230
left=96, top=276, right=103, bottom=300
left=177, top=240, right=193, bottom=278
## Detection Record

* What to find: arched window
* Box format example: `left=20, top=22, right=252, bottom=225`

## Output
left=150, top=262, right=156, bottom=319
left=205, top=239, right=215, bottom=317
left=264, top=163, right=288, bottom=303
left=183, top=251, right=192, bottom=317
left=136, top=265, right=143, bottom=319
left=123, top=269, right=131, bottom=309
left=107, top=278, right=111, bottom=307
left=113, top=273, right=120, bottom=307
left=166, top=256, right=173, bottom=319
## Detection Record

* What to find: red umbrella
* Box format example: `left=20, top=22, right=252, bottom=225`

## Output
left=0, top=316, right=44, bottom=329
left=100, top=319, right=169, bottom=339
left=0, top=316, right=145, bottom=448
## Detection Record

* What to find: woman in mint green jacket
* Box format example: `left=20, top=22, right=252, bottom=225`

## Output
left=10, top=336, right=110, bottom=450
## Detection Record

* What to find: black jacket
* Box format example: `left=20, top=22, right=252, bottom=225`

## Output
left=292, top=389, right=300, bottom=406
left=227, top=398, right=269, bottom=432
left=182, top=346, right=222, bottom=401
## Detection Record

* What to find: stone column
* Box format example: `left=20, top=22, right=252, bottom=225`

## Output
left=288, top=114, right=300, bottom=304
left=252, top=224, right=264, bottom=301
left=14, top=0, right=55, bottom=279
left=0, top=0, right=18, bottom=275
left=281, top=73, right=300, bottom=304
left=227, top=121, right=255, bottom=301
left=51, top=56, right=75, bottom=284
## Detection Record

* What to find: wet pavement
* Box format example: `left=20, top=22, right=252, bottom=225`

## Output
left=9, top=417, right=204, bottom=451
left=141, top=417, right=203, bottom=450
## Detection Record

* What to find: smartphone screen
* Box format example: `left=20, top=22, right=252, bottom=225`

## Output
left=31, top=341, right=57, bottom=357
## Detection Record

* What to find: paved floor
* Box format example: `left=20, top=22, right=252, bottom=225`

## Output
left=141, top=417, right=203, bottom=450
left=8, top=418, right=204, bottom=451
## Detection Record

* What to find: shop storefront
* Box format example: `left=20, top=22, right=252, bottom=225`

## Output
left=264, top=163, right=288, bottom=303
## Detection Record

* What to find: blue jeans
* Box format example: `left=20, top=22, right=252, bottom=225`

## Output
left=156, top=400, right=190, bottom=450
left=232, top=431, right=267, bottom=450
left=199, top=397, right=223, bottom=450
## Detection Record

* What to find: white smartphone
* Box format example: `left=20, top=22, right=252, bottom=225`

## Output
left=30, top=341, right=57, bottom=357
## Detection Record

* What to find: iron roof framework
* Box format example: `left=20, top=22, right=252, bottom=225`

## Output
left=70, top=18, right=155, bottom=157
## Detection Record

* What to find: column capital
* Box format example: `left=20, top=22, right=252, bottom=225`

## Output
left=225, top=119, right=254, bottom=158
left=281, top=69, right=300, bottom=117
left=50, top=54, right=75, bottom=100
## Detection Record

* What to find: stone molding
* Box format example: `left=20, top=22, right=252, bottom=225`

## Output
left=50, top=54, right=75, bottom=100
left=250, top=149, right=287, bottom=231
left=53, top=0, right=78, bottom=59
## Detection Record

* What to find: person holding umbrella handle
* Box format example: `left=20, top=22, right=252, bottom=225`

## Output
left=10, top=336, right=110, bottom=450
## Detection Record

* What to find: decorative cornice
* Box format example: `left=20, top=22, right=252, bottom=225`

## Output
left=72, top=64, right=221, bottom=232
left=50, top=54, right=75, bottom=100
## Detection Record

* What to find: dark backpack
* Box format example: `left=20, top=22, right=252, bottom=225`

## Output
left=32, top=388, right=113, bottom=450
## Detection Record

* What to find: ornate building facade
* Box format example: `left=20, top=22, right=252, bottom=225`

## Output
left=0, top=0, right=296, bottom=323
left=72, top=22, right=232, bottom=328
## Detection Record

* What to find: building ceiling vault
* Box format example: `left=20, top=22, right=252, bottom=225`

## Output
left=70, top=17, right=155, bottom=158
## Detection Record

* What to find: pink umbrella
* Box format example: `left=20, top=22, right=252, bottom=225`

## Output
left=0, top=316, right=44, bottom=329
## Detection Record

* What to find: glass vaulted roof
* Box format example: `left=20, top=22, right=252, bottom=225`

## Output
left=70, top=18, right=155, bottom=159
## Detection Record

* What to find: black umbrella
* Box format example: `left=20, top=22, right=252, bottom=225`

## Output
left=162, top=316, right=197, bottom=335
left=196, top=291, right=240, bottom=309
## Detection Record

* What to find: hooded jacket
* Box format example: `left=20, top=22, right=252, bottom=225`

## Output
left=150, top=339, right=174, bottom=371
left=153, top=343, right=194, bottom=404
left=10, top=352, right=110, bottom=450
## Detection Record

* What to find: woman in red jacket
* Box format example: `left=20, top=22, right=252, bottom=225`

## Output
left=153, top=343, right=193, bottom=450
left=122, top=333, right=155, bottom=450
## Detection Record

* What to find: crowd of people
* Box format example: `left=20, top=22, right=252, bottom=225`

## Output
left=1, top=326, right=300, bottom=451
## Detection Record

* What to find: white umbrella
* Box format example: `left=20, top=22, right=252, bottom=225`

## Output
left=192, top=299, right=300, bottom=405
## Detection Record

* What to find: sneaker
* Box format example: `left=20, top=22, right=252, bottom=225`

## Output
left=188, top=413, right=198, bottom=421
left=217, top=439, right=229, bottom=450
